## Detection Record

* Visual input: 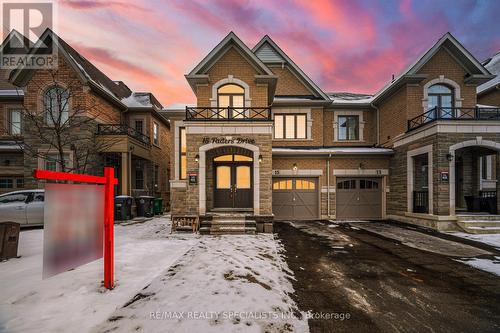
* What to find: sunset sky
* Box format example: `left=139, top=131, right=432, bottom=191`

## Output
left=44, top=0, right=500, bottom=106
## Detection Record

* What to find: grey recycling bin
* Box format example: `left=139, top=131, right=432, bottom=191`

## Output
left=135, top=196, right=154, bottom=217
left=0, top=222, right=20, bottom=261
left=115, top=196, right=133, bottom=221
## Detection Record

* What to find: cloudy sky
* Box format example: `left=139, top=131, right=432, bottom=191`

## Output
left=46, top=0, right=500, bottom=105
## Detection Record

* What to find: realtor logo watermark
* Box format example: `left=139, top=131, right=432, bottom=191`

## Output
left=1, top=0, right=58, bottom=69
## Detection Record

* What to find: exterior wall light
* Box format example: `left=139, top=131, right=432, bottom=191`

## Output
left=195, top=154, right=199, bottom=162
left=292, top=163, right=298, bottom=171
left=258, top=154, right=263, bottom=163
left=446, top=153, right=454, bottom=162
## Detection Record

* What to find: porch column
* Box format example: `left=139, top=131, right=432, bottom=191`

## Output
left=121, top=152, right=130, bottom=195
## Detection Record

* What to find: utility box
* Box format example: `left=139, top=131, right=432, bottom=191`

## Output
left=0, top=222, right=20, bottom=261
left=135, top=196, right=154, bottom=217
left=115, top=196, right=133, bottom=221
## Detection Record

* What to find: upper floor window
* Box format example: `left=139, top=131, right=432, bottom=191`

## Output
left=217, top=84, right=244, bottom=118
left=428, top=84, right=453, bottom=110
left=274, top=114, right=306, bottom=139
left=44, top=86, right=69, bottom=125
left=338, top=115, right=359, bottom=141
left=153, top=122, right=159, bottom=145
left=9, top=110, right=21, bottom=135
left=134, top=120, right=143, bottom=134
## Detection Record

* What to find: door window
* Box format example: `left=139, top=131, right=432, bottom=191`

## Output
left=236, top=166, right=251, bottom=189
left=337, top=180, right=356, bottom=189
left=216, top=166, right=231, bottom=189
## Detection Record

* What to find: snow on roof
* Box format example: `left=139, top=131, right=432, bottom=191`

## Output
left=164, top=103, right=196, bottom=111
left=0, top=89, right=24, bottom=96
left=328, top=92, right=374, bottom=104
left=272, top=147, right=393, bottom=155
left=477, top=104, right=499, bottom=108
left=121, top=93, right=153, bottom=108
left=478, top=52, right=500, bottom=94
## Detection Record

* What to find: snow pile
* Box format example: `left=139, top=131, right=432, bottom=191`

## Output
left=0, top=217, right=199, bottom=333
left=449, top=232, right=500, bottom=250
left=92, top=235, right=308, bottom=333
left=455, top=257, right=500, bottom=277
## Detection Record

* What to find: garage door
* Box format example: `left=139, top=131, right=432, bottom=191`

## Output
left=272, top=177, right=319, bottom=220
left=336, top=178, right=382, bottom=220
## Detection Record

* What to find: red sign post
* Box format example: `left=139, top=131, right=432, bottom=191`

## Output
left=34, top=167, right=118, bottom=289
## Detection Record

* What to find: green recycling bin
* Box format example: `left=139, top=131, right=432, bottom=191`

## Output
left=153, top=198, right=163, bottom=215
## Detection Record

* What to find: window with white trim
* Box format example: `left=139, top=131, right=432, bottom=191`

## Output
left=44, top=86, right=69, bottom=125
left=338, top=115, right=359, bottom=141
left=153, top=122, right=159, bottom=145
left=9, top=110, right=21, bottom=135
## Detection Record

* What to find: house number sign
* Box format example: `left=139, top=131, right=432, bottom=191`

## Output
left=202, top=137, right=256, bottom=145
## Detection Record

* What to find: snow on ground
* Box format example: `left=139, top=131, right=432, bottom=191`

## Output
left=0, top=217, right=199, bottom=333
left=91, top=234, right=308, bottom=333
left=455, top=257, right=500, bottom=277
left=0, top=218, right=306, bottom=333
left=448, top=232, right=500, bottom=250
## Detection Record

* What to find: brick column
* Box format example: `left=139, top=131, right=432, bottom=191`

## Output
left=497, top=152, right=500, bottom=213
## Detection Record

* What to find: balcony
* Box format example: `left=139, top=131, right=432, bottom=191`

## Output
left=97, top=124, right=151, bottom=147
left=185, top=107, right=271, bottom=121
left=408, top=107, right=500, bottom=131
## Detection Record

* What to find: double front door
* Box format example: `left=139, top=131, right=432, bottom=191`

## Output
left=214, top=162, right=252, bottom=208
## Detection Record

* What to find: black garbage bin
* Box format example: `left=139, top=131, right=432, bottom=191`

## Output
left=135, top=196, right=154, bottom=217
left=0, top=222, right=20, bottom=260
left=115, top=196, right=133, bottom=221
left=464, top=195, right=481, bottom=212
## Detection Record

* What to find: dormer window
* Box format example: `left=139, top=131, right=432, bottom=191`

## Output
left=217, top=84, right=244, bottom=118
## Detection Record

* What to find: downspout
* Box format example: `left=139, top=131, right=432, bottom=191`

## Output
left=371, top=103, right=380, bottom=146
left=327, top=153, right=331, bottom=218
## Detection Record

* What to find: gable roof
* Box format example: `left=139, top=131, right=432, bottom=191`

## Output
left=372, top=32, right=494, bottom=104
left=478, top=51, right=500, bottom=95
left=187, top=32, right=275, bottom=77
left=252, top=35, right=330, bottom=101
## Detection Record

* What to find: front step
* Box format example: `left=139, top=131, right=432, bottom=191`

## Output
left=200, top=213, right=256, bottom=235
left=456, top=215, right=500, bottom=234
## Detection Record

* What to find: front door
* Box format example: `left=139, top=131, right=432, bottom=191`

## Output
left=214, top=163, right=252, bottom=208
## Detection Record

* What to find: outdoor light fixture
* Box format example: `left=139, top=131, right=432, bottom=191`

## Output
left=258, top=154, right=263, bottom=163
left=292, top=163, right=298, bottom=171
left=446, top=153, right=454, bottom=162
left=195, top=154, right=199, bottom=162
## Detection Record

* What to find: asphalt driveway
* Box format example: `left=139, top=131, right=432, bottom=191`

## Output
left=275, top=221, right=500, bottom=333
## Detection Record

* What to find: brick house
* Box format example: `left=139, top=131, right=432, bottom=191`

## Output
left=164, top=32, right=500, bottom=234
left=0, top=30, right=170, bottom=206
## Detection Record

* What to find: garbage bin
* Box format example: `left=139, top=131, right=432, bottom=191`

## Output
left=135, top=196, right=154, bottom=217
left=0, top=222, right=20, bottom=260
left=115, top=196, right=133, bottom=221
left=153, top=198, right=163, bottom=215
left=464, top=195, right=481, bottom=212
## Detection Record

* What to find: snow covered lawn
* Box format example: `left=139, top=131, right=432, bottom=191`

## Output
left=92, top=234, right=308, bottom=333
left=448, top=232, right=500, bottom=250
left=0, top=217, right=306, bottom=333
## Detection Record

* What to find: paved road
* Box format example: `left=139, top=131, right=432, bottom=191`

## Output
left=275, top=221, right=500, bottom=333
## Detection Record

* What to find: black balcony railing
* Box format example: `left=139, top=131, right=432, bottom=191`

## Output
left=407, top=107, right=500, bottom=131
left=413, top=190, right=429, bottom=214
left=97, top=124, right=151, bottom=146
left=185, top=107, right=271, bottom=121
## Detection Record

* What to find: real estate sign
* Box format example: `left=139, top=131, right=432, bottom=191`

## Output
left=43, top=183, right=104, bottom=279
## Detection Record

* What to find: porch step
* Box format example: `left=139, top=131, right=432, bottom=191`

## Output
left=456, top=215, right=500, bottom=234
left=199, top=216, right=256, bottom=235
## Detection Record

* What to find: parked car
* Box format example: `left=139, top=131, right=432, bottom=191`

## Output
left=0, top=190, right=44, bottom=227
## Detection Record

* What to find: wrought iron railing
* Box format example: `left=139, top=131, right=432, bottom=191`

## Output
left=413, top=190, right=429, bottom=214
left=185, top=107, right=271, bottom=121
left=97, top=124, right=151, bottom=146
left=408, top=107, right=500, bottom=131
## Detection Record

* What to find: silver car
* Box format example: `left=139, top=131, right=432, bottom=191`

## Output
left=0, top=190, right=44, bottom=227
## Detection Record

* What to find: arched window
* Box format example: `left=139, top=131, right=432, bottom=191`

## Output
left=428, top=84, right=454, bottom=118
left=217, top=84, right=244, bottom=118
left=44, top=86, right=69, bottom=125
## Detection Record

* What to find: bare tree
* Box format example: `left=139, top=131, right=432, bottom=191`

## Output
left=1, top=69, right=122, bottom=175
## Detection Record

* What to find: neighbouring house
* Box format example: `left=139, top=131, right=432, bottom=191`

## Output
left=0, top=29, right=170, bottom=207
left=164, top=31, right=500, bottom=234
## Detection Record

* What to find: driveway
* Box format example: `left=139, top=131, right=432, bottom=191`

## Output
left=275, top=221, right=500, bottom=333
